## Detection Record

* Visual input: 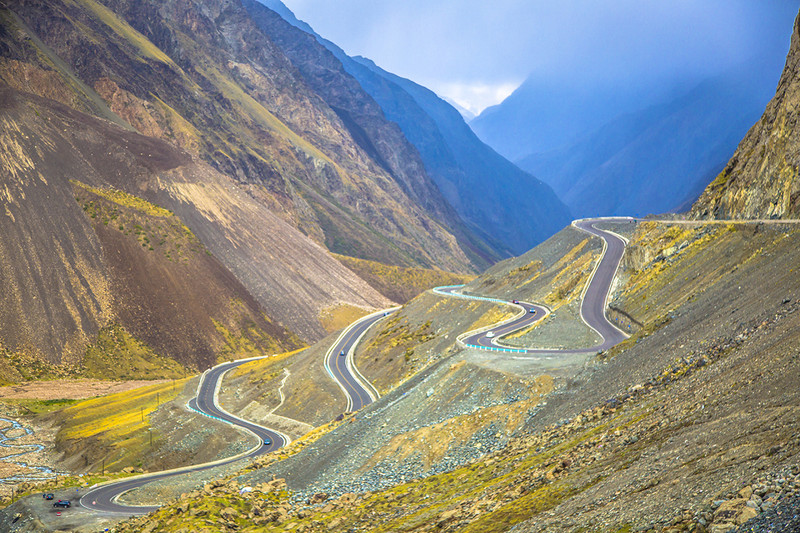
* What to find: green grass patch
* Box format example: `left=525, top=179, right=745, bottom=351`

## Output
left=0, top=398, right=81, bottom=415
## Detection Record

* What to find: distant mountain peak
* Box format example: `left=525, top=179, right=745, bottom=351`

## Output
left=441, top=96, right=476, bottom=121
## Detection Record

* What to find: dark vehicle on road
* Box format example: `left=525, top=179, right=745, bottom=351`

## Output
left=53, top=500, right=71, bottom=508
left=339, top=350, right=345, bottom=356
left=529, top=308, right=536, bottom=313
left=43, top=493, right=54, bottom=500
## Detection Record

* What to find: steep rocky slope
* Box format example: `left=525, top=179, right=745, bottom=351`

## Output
left=693, top=11, right=800, bottom=220
left=0, top=85, right=404, bottom=381
left=251, top=0, right=570, bottom=257
left=0, top=87, right=307, bottom=378
left=0, top=0, right=478, bottom=273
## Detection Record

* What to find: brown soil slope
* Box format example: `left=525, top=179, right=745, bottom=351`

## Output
left=0, top=87, right=305, bottom=378
left=0, top=0, right=480, bottom=273
left=692, top=9, right=800, bottom=219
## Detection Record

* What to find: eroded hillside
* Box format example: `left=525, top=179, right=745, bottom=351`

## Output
left=0, top=0, right=485, bottom=274
left=0, top=86, right=396, bottom=380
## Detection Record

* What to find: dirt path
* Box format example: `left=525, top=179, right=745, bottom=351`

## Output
left=0, top=379, right=169, bottom=400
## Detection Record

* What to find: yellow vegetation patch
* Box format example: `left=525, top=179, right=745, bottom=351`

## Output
left=212, top=318, right=291, bottom=364
left=59, top=379, right=187, bottom=441
left=229, top=347, right=307, bottom=380
left=82, top=325, right=190, bottom=380
left=544, top=250, right=597, bottom=309
left=319, top=304, right=371, bottom=334
left=57, top=377, right=190, bottom=470
left=72, top=180, right=207, bottom=262
left=334, top=254, right=474, bottom=303
left=68, top=0, right=178, bottom=67
left=620, top=222, right=717, bottom=308
left=551, top=238, right=590, bottom=272
left=469, top=305, right=518, bottom=332
left=71, top=180, right=174, bottom=218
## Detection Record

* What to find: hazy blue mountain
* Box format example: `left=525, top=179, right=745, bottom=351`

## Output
left=471, top=79, right=670, bottom=163
left=254, top=0, right=570, bottom=256
left=348, top=56, right=571, bottom=255
left=515, top=57, right=783, bottom=217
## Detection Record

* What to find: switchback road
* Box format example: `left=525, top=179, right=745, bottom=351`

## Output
left=80, top=357, right=287, bottom=514
left=79, top=308, right=394, bottom=515
left=77, top=216, right=630, bottom=516
left=436, top=217, right=632, bottom=354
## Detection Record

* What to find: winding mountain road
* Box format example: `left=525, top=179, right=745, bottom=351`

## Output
left=324, top=308, right=398, bottom=411
left=79, top=310, right=394, bottom=515
left=437, top=217, right=632, bottom=354
left=79, top=357, right=284, bottom=514
left=76, top=217, right=630, bottom=516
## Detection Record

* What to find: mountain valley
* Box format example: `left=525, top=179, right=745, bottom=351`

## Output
left=0, top=1, right=799, bottom=532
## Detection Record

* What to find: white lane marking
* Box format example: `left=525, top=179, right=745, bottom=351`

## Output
left=323, top=307, right=397, bottom=411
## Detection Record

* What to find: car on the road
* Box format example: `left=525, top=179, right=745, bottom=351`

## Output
left=43, top=493, right=54, bottom=500
left=486, top=332, right=495, bottom=338
left=339, top=350, right=345, bottom=356
left=262, top=438, right=271, bottom=446
left=53, top=500, right=71, bottom=508
left=529, top=308, right=536, bottom=313
left=512, top=300, right=519, bottom=304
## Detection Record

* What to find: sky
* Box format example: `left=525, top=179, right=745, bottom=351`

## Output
left=278, top=0, right=800, bottom=116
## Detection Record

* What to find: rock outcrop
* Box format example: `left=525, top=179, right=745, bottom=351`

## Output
left=692, top=9, right=800, bottom=219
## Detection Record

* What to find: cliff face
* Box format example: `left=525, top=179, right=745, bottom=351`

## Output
left=692, top=10, right=800, bottom=219
left=1, top=0, right=476, bottom=272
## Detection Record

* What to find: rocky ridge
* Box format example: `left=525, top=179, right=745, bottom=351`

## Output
left=692, top=10, right=800, bottom=220
left=0, top=0, right=486, bottom=274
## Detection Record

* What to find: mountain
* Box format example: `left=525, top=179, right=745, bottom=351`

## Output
left=692, top=11, right=800, bottom=219
left=250, top=0, right=570, bottom=256
left=471, top=32, right=792, bottom=219
left=471, top=79, right=658, bottom=162
left=0, top=0, right=495, bottom=377
left=2, top=0, right=479, bottom=275
left=0, top=86, right=307, bottom=378
left=517, top=58, right=783, bottom=217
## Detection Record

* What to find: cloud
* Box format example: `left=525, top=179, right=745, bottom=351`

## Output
left=436, top=81, right=521, bottom=116
left=279, top=0, right=800, bottom=113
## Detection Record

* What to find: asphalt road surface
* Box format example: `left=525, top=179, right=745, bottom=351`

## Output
left=324, top=309, right=397, bottom=411
left=79, top=358, right=284, bottom=515
left=439, top=217, right=632, bottom=354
